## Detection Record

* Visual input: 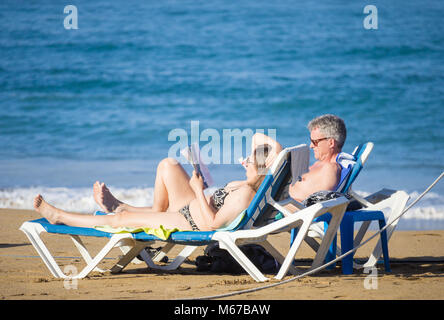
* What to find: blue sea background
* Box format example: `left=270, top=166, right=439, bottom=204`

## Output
left=0, top=1, right=443, bottom=229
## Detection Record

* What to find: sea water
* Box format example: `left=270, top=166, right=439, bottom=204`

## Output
left=1, top=1, right=443, bottom=230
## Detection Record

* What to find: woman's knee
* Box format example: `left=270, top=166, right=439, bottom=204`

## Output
left=157, top=157, right=182, bottom=176
left=158, top=157, right=179, bottom=170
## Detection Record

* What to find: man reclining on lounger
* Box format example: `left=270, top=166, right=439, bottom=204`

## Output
left=251, top=114, right=347, bottom=207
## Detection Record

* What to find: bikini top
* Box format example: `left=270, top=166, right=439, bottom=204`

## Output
left=210, top=188, right=230, bottom=211
left=210, top=184, right=239, bottom=211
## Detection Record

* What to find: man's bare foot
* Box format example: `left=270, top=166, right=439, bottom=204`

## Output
left=34, top=194, right=62, bottom=224
left=93, top=181, right=124, bottom=213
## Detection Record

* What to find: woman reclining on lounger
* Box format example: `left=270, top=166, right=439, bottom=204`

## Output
left=34, top=145, right=271, bottom=232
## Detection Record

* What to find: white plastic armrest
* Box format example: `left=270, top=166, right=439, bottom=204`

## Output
left=273, top=198, right=306, bottom=217
left=278, top=198, right=306, bottom=210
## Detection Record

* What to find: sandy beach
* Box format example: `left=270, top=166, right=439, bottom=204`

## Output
left=1, top=208, right=443, bottom=301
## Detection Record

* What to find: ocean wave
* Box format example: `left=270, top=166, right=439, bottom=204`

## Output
left=1, top=187, right=444, bottom=222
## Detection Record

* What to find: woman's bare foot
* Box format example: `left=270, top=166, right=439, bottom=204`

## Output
left=93, top=181, right=124, bottom=213
left=34, top=194, right=62, bottom=224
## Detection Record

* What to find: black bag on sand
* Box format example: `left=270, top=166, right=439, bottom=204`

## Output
left=195, top=243, right=280, bottom=275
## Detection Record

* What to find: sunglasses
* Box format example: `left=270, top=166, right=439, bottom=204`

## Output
left=310, top=137, right=330, bottom=147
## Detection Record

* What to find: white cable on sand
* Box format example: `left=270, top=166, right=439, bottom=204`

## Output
left=189, top=171, right=444, bottom=300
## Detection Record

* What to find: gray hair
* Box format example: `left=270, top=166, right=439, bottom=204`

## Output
left=308, top=114, right=347, bottom=149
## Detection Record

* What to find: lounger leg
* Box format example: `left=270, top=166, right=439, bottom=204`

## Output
left=160, top=245, right=198, bottom=271
left=20, top=222, right=137, bottom=279
left=261, top=240, right=298, bottom=276
left=152, top=242, right=175, bottom=262
left=340, top=214, right=354, bottom=275
left=324, top=222, right=337, bottom=270
left=304, top=237, right=320, bottom=252
left=378, top=219, right=391, bottom=272
left=216, top=234, right=269, bottom=282
left=139, top=245, right=198, bottom=271
left=20, top=222, right=67, bottom=278
left=124, top=242, right=175, bottom=265
left=363, top=191, right=409, bottom=269
left=75, top=235, right=135, bottom=278
left=312, top=212, right=343, bottom=271
left=276, top=217, right=313, bottom=280
left=71, top=235, right=106, bottom=273
left=110, top=241, right=148, bottom=274
left=225, top=243, right=269, bottom=282
left=353, top=221, right=371, bottom=248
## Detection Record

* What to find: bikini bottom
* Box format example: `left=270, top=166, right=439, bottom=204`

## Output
left=179, top=204, right=200, bottom=231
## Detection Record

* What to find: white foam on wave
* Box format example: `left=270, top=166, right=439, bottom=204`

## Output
left=1, top=187, right=443, bottom=221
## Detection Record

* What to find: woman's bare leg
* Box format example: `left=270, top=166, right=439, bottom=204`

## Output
left=93, top=181, right=123, bottom=212
left=94, top=182, right=154, bottom=213
left=152, top=158, right=195, bottom=212
left=34, top=194, right=110, bottom=227
left=93, top=158, right=196, bottom=213
left=34, top=195, right=193, bottom=230
left=111, top=210, right=193, bottom=230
